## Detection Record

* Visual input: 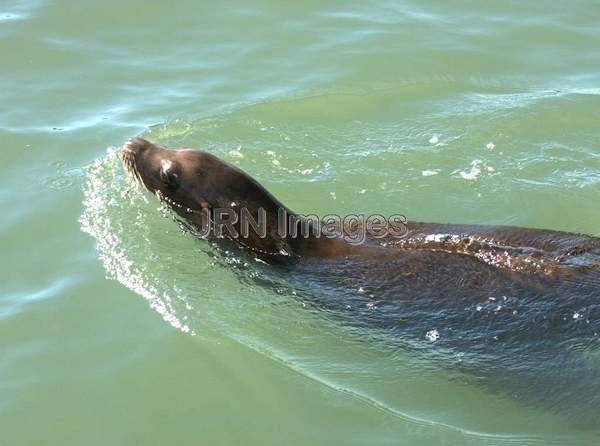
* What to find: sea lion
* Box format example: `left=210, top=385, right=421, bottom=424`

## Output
left=121, top=137, right=600, bottom=424
left=120, top=137, right=599, bottom=266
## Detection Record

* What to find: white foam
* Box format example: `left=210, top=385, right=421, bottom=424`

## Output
left=425, top=329, right=440, bottom=342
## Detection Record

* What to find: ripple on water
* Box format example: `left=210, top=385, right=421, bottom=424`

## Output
left=45, top=161, right=85, bottom=191
left=0, top=276, right=76, bottom=320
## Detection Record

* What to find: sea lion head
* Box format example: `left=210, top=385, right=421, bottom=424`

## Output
left=121, top=137, right=213, bottom=208
left=120, top=137, right=297, bottom=257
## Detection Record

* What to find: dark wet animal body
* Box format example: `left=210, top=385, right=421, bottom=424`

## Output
left=121, top=137, right=600, bottom=426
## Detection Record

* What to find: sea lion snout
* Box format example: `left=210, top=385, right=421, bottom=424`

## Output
left=121, top=137, right=152, bottom=156
left=120, top=138, right=153, bottom=177
left=120, top=137, right=176, bottom=193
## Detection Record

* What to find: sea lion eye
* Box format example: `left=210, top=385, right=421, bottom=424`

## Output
left=159, top=159, right=179, bottom=189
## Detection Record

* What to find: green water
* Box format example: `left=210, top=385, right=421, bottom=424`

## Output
left=2, top=0, right=600, bottom=444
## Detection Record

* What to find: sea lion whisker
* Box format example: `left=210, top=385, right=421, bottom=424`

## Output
left=121, top=150, right=144, bottom=186
left=132, top=161, right=143, bottom=185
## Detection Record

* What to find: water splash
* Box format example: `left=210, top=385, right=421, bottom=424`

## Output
left=80, top=147, right=192, bottom=334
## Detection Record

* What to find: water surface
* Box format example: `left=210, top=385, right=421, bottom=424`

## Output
left=1, top=0, right=600, bottom=444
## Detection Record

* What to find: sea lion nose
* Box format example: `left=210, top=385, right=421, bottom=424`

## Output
left=120, top=137, right=156, bottom=184
left=121, top=137, right=152, bottom=156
